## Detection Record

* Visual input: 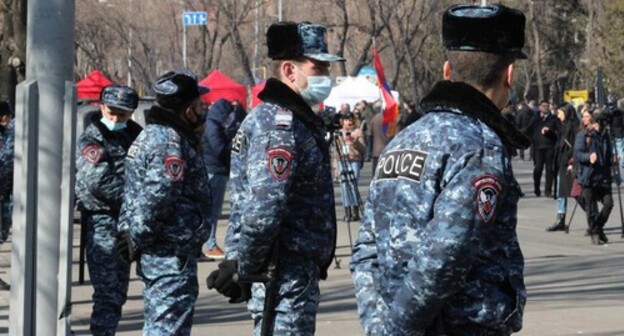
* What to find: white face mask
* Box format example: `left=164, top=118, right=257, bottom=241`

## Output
left=294, top=66, right=333, bottom=106
left=100, top=117, right=127, bottom=132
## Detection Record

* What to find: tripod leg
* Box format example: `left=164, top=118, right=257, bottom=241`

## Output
left=616, top=184, right=624, bottom=238
left=565, top=200, right=578, bottom=234
left=346, top=219, right=354, bottom=251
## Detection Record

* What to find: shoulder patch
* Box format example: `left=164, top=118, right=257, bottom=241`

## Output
left=164, top=155, right=185, bottom=182
left=267, top=146, right=293, bottom=182
left=375, top=149, right=428, bottom=183
left=232, top=131, right=245, bottom=155
left=473, top=175, right=503, bottom=224
left=275, top=110, right=293, bottom=129
left=127, top=142, right=139, bottom=160
left=82, top=144, right=102, bottom=164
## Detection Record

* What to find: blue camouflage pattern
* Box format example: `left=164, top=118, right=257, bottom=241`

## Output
left=225, top=79, right=336, bottom=334
left=140, top=253, right=199, bottom=336
left=119, top=107, right=211, bottom=336
left=298, top=23, right=345, bottom=62
left=75, top=117, right=141, bottom=335
left=248, top=257, right=320, bottom=336
left=0, top=119, right=14, bottom=197
left=0, top=119, right=14, bottom=239
left=350, top=107, right=526, bottom=335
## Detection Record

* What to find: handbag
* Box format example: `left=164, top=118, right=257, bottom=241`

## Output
left=570, top=178, right=582, bottom=198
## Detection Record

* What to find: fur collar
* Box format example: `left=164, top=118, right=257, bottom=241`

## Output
left=258, top=78, right=325, bottom=129
left=146, top=105, right=200, bottom=147
left=420, top=81, right=530, bottom=150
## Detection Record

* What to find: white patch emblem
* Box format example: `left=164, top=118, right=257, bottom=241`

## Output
left=275, top=110, right=292, bottom=128
left=473, top=175, right=503, bottom=224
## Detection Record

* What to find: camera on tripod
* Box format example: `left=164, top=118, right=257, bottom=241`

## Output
left=318, top=106, right=342, bottom=132
left=595, top=102, right=616, bottom=126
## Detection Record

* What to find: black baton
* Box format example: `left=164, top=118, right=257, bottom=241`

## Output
left=79, top=211, right=88, bottom=284
left=234, top=244, right=280, bottom=336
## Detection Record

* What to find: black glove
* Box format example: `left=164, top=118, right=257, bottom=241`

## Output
left=228, top=283, right=251, bottom=304
left=115, top=231, right=138, bottom=263
left=206, top=260, right=251, bottom=303
left=206, top=260, right=238, bottom=296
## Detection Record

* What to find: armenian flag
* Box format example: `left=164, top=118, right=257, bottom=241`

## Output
left=373, top=48, right=398, bottom=137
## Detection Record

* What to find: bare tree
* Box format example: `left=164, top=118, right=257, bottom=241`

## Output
left=0, top=0, right=26, bottom=104
left=70, top=0, right=624, bottom=103
left=216, top=0, right=262, bottom=85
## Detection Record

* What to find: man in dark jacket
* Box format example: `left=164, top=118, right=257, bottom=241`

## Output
left=201, top=98, right=240, bottom=260
left=117, top=70, right=211, bottom=335
left=608, top=99, right=624, bottom=183
left=515, top=101, right=534, bottom=160
left=574, top=110, right=613, bottom=245
left=351, top=4, right=529, bottom=335
left=528, top=100, right=561, bottom=197
left=75, top=85, right=142, bottom=335
left=0, top=101, right=14, bottom=245
left=207, top=21, right=341, bottom=335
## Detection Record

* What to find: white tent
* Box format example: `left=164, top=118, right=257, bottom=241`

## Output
left=324, top=76, right=399, bottom=109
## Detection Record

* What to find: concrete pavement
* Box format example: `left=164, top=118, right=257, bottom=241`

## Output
left=0, top=158, right=623, bottom=335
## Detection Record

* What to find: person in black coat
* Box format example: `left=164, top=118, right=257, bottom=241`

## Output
left=527, top=100, right=561, bottom=197
left=515, top=101, right=534, bottom=160
left=608, top=99, right=624, bottom=183
left=574, top=110, right=614, bottom=245
left=200, top=98, right=242, bottom=259
left=546, top=103, right=579, bottom=231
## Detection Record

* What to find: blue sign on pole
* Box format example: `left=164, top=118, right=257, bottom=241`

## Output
left=183, top=11, right=208, bottom=26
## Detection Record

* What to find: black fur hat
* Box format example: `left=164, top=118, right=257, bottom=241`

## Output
left=153, top=69, right=210, bottom=109
left=267, top=21, right=345, bottom=62
left=0, top=101, right=11, bottom=117
left=443, top=4, right=527, bottom=59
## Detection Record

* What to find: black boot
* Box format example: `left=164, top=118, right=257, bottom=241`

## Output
left=351, top=206, right=360, bottom=221
left=597, top=228, right=608, bottom=244
left=590, top=233, right=605, bottom=245
left=546, top=214, right=566, bottom=232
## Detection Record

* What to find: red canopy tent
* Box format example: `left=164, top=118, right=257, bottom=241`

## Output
left=199, top=70, right=247, bottom=109
left=77, top=70, right=114, bottom=100
left=250, top=81, right=266, bottom=109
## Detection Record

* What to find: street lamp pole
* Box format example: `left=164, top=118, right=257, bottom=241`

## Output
left=182, top=0, right=187, bottom=67
left=127, top=0, right=133, bottom=86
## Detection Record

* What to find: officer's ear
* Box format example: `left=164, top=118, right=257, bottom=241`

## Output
left=504, top=63, right=515, bottom=88
left=443, top=61, right=451, bottom=81
left=281, top=61, right=297, bottom=84
left=181, top=103, right=197, bottom=123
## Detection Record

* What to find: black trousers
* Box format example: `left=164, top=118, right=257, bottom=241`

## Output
left=533, top=147, right=555, bottom=195
left=581, top=186, right=614, bottom=233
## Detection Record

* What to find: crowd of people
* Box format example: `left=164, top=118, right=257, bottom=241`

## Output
left=501, top=97, right=624, bottom=245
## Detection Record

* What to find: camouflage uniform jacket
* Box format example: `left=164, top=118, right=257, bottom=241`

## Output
left=225, top=78, right=337, bottom=278
left=119, top=106, right=211, bottom=256
left=75, top=115, right=142, bottom=214
left=0, top=119, right=14, bottom=197
left=350, top=81, right=530, bottom=336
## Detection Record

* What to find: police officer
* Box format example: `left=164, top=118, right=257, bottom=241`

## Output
left=116, top=69, right=210, bottom=336
left=350, top=4, right=530, bottom=335
left=0, top=101, right=14, bottom=245
left=74, top=85, right=142, bottom=335
left=206, top=22, right=342, bottom=335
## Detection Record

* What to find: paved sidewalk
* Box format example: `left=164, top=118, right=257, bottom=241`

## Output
left=0, top=158, right=623, bottom=335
